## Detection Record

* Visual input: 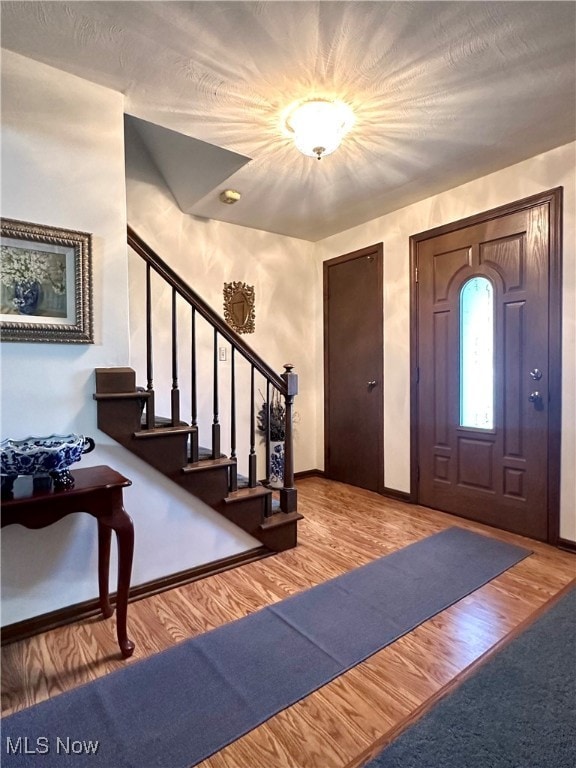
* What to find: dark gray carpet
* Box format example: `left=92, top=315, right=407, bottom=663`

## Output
left=1, top=527, right=530, bottom=768
left=366, top=585, right=576, bottom=768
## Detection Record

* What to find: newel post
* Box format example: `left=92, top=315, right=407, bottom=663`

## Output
left=280, top=364, right=298, bottom=513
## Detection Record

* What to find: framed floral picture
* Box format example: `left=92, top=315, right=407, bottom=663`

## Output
left=0, top=218, right=93, bottom=343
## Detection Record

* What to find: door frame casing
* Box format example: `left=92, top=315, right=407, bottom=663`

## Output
left=323, top=243, right=385, bottom=493
left=409, top=188, right=563, bottom=544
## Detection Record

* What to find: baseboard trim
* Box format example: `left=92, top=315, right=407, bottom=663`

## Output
left=1, top=546, right=271, bottom=646
left=295, top=469, right=325, bottom=480
left=293, top=472, right=410, bottom=501
left=557, top=537, right=576, bottom=553
left=380, top=486, right=411, bottom=503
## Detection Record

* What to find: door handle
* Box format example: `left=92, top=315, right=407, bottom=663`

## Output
left=367, top=380, right=377, bottom=388
left=528, top=391, right=542, bottom=403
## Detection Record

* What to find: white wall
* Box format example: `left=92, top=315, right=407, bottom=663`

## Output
left=125, top=122, right=319, bottom=477
left=315, top=142, right=576, bottom=542
left=0, top=51, right=259, bottom=626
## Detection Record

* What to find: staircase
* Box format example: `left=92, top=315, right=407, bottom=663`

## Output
left=93, top=227, right=302, bottom=554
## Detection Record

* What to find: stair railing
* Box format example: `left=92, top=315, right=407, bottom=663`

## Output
left=127, top=226, right=298, bottom=514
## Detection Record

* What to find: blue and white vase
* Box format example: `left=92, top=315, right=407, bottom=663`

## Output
left=269, top=441, right=285, bottom=489
left=13, top=280, right=42, bottom=315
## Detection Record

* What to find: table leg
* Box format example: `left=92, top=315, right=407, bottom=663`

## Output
left=97, top=521, right=114, bottom=619
left=3, top=466, right=136, bottom=659
left=113, top=509, right=135, bottom=658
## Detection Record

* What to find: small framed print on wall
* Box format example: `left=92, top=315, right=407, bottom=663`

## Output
left=0, top=218, right=93, bottom=343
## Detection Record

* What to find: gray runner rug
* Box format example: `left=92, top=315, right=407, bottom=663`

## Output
left=1, top=527, right=530, bottom=768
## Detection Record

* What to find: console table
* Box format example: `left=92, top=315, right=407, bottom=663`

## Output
left=1, top=465, right=135, bottom=658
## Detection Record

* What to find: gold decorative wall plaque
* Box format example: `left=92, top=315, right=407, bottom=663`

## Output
left=223, top=281, right=255, bottom=334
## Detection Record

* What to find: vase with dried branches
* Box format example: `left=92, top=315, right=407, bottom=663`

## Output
left=257, top=391, right=287, bottom=488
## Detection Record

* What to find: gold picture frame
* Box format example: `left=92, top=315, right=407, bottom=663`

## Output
left=223, top=281, right=255, bottom=334
left=0, top=218, right=93, bottom=343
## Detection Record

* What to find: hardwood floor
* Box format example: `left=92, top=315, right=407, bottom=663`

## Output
left=2, top=477, right=575, bottom=767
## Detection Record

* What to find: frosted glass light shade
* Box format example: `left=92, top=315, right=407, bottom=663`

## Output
left=285, top=99, right=355, bottom=159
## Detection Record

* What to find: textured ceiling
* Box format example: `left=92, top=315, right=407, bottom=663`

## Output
left=1, top=1, right=575, bottom=241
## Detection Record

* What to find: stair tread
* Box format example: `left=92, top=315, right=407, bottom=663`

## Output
left=94, top=391, right=150, bottom=401
left=133, top=425, right=196, bottom=438
left=183, top=457, right=235, bottom=473
left=260, top=510, right=304, bottom=530
left=224, top=485, right=271, bottom=504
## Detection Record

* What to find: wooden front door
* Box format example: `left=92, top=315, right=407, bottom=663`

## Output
left=411, top=189, right=562, bottom=542
left=324, top=244, right=384, bottom=492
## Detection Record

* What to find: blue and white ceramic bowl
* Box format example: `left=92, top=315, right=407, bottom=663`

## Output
left=1, top=434, right=95, bottom=476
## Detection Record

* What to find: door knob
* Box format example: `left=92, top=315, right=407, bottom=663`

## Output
left=367, top=380, right=377, bottom=388
left=528, top=391, right=542, bottom=403
left=529, top=368, right=542, bottom=381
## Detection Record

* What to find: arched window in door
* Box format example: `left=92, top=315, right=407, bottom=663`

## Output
left=460, top=276, right=494, bottom=429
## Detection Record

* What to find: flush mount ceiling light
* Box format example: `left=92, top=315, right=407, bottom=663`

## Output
left=284, top=99, right=355, bottom=160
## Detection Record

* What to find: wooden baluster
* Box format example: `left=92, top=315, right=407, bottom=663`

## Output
left=229, top=347, right=237, bottom=492
left=190, top=308, right=198, bottom=462
left=145, top=263, right=155, bottom=430
left=265, top=380, right=271, bottom=483
left=212, top=329, right=220, bottom=459
left=171, top=288, right=180, bottom=426
left=280, top=364, right=298, bottom=513
left=248, top=365, right=257, bottom=487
